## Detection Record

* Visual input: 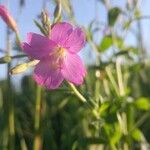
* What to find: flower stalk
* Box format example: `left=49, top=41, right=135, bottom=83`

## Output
left=33, top=85, right=42, bottom=150
left=54, top=0, right=62, bottom=23
left=15, top=31, right=22, bottom=50
left=6, top=27, right=15, bottom=150
left=68, top=82, right=87, bottom=103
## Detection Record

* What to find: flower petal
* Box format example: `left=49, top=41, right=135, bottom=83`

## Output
left=33, top=60, right=64, bottom=89
left=61, top=53, right=86, bottom=85
left=22, top=32, right=57, bottom=59
left=64, top=28, right=85, bottom=53
left=50, top=22, right=73, bottom=46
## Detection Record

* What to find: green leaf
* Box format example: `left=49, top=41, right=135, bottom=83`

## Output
left=135, top=97, right=150, bottom=110
left=131, top=129, right=142, bottom=141
left=110, top=123, right=122, bottom=144
left=108, top=7, right=121, bottom=26
left=99, top=102, right=110, bottom=114
left=34, top=20, right=47, bottom=36
left=98, top=35, right=112, bottom=52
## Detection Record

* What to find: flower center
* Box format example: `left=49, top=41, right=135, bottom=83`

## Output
left=50, top=46, right=67, bottom=59
left=55, top=47, right=66, bottom=58
left=49, top=47, right=66, bottom=70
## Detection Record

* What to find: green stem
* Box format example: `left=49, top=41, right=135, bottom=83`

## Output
left=68, top=82, right=99, bottom=108
left=68, top=82, right=87, bottom=103
left=68, top=82, right=99, bottom=119
left=127, top=104, right=134, bottom=149
left=0, top=54, right=27, bottom=64
left=33, top=85, right=42, bottom=150
left=94, top=78, right=100, bottom=103
left=8, top=93, right=15, bottom=150
left=105, top=67, right=119, bottom=96
left=12, top=54, right=27, bottom=59
left=116, top=59, right=125, bottom=96
left=6, top=28, right=15, bottom=150
left=15, top=31, right=22, bottom=50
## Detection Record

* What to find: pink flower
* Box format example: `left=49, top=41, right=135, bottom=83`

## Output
left=0, top=5, right=17, bottom=32
left=22, top=22, right=86, bottom=89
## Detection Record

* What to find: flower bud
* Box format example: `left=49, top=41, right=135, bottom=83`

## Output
left=10, top=60, right=39, bottom=75
left=10, top=63, right=28, bottom=74
left=41, top=10, right=51, bottom=36
left=27, top=60, right=39, bottom=67
left=41, top=10, right=50, bottom=25
left=0, top=55, right=11, bottom=64
left=0, top=5, right=18, bottom=32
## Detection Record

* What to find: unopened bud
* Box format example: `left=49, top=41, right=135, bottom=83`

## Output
left=0, top=5, right=18, bottom=32
left=27, top=60, right=39, bottom=67
left=0, top=55, right=11, bottom=64
left=10, top=60, right=39, bottom=75
left=10, top=63, right=28, bottom=74
left=41, top=10, right=50, bottom=25
left=41, top=10, right=51, bottom=36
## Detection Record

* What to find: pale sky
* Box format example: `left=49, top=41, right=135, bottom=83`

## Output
left=0, top=0, right=150, bottom=81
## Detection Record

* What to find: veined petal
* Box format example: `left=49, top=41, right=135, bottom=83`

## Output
left=33, top=59, right=64, bottom=89
left=61, top=53, right=86, bottom=85
left=50, top=22, right=73, bottom=46
left=26, top=32, right=51, bottom=46
left=65, top=28, right=85, bottom=53
left=22, top=32, right=57, bottom=59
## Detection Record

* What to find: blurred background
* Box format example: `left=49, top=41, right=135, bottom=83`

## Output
left=0, top=0, right=150, bottom=149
